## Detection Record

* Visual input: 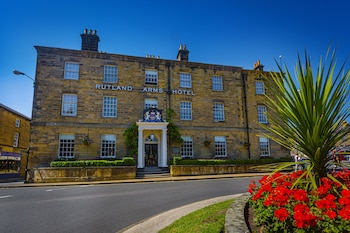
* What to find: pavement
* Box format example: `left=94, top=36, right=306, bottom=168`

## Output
left=0, top=173, right=266, bottom=233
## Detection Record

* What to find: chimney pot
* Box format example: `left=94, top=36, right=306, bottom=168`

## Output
left=253, top=60, right=264, bottom=71
left=176, top=43, right=189, bottom=62
left=81, top=29, right=100, bottom=51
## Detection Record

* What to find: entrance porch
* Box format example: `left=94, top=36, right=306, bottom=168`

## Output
left=136, top=121, right=169, bottom=168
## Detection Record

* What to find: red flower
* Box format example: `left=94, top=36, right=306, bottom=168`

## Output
left=251, top=189, right=264, bottom=201
left=264, top=186, right=291, bottom=207
left=293, top=189, right=309, bottom=202
left=248, top=181, right=257, bottom=194
left=314, top=194, right=337, bottom=209
left=274, top=208, right=289, bottom=221
left=339, top=197, right=350, bottom=206
left=339, top=207, right=350, bottom=220
left=315, top=177, right=333, bottom=196
left=324, top=210, right=337, bottom=219
left=341, top=189, right=350, bottom=198
left=293, top=203, right=317, bottom=228
left=250, top=170, right=350, bottom=230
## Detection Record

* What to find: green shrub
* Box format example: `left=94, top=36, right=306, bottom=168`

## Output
left=121, top=157, right=137, bottom=166
left=50, top=157, right=136, bottom=167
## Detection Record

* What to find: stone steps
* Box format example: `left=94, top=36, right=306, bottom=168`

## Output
left=136, top=166, right=170, bottom=178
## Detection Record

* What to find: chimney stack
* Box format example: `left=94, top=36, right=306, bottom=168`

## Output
left=176, top=44, right=189, bottom=61
left=253, top=60, right=264, bottom=71
left=81, top=29, right=100, bottom=51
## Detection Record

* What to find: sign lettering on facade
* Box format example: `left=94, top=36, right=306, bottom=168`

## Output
left=95, top=84, right=195, bottom=95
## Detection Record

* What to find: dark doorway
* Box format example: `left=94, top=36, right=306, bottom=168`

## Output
left=145, top=144, right=157, bottom=166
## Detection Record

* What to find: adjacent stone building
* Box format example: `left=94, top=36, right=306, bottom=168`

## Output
left=0, top=104, right=31, bottom=176
left=29, top=29, right=289, bottom=169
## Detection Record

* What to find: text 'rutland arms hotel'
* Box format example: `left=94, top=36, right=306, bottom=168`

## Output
left=28, top=29, right=288, bottom=169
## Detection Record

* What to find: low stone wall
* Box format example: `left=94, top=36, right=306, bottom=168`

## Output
left=170, top=165, right=259, bottom=176
left=225, top=193, right=251, bottom=233
left=27, top=166, right=136, bottom=183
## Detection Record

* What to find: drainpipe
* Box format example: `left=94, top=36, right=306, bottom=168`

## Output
left=165, top=62, right=171, bottom=121
left=241, top=72, right=251, bottom=159
left=165, top=62, right=171, bottom=159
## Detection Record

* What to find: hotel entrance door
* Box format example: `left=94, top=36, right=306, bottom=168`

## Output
left=145, top=144, right=157, bottom=166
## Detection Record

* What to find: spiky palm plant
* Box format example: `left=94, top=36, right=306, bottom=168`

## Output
left=261, top=48, right=350, bottom=188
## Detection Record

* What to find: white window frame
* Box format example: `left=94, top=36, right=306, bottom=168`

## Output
left=144, top=98, right=158, bottom=109
left=15, top=119, right=21, bottom=128
left=104, top=65, right=118, bottom=83
left=61, top=94, right=78, bottom=116
left=180, top=73, right=192, bottom=88
left=257, top=105, right=268, bottom=123
left=64, top=62, right=80, bottom=80
left=212, top=76, right=223, bottom=91
left=58, top=134, right=75, bottom=159
left=103, top=96, right=117, bottom=118
left=259, top=137, right=270, bottom=157
left=145, top=70, right=158, bottom=85
left=255, top=81, right=265, bottom=95
left=180, top=101, right=192, bottom=120
left=213, top=102, right=225, bottom=122
left=181, top=136, right=194, bottom=158
left=215, top=136, right=227, bottom=157
left=101, top=134, right=116, bottom=158
left=13, top=132, right=19, bottom=147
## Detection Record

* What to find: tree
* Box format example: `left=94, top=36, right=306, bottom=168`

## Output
left=261, top=48, right=350, bottom=188
left=167, top=108, right=183, bottom=144
left=123, top=123, right=138, bottom=157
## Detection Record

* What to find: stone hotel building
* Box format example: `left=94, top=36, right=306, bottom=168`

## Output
left=29, top=29, right=288, bottom=169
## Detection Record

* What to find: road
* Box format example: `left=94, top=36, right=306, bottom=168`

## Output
left=0, top=177, right=256, bottom=233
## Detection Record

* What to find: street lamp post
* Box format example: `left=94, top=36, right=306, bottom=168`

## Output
left=13, top=69, right=34, bottom=182
left=24, top=147, right=30, bottom=183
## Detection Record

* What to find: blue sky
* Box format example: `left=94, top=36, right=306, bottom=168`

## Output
left=1, top=0, right=350, bottom=118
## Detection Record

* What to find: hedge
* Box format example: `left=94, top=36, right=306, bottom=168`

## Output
left=50, top=157, right=136, bottom=167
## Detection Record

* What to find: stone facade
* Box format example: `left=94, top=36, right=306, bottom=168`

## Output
left=0, top=104, right=31, bottom=176
left=29, top=30, right=289, bottom=168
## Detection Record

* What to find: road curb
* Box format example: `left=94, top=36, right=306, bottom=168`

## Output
left=117, top=194, right=244, bottom=233
left=0, top=173, right=268, bottom=188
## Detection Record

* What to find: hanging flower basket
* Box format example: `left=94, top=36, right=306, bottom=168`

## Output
left=204, top=140, right=211, bottom=146
left=82, top=136, right=92, bottom=145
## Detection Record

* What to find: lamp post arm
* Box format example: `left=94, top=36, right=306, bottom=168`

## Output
left=13, top=70, right=35, bottom=82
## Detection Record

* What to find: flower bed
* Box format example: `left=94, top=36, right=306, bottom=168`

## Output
left=248, top=170, right=350, bottom=232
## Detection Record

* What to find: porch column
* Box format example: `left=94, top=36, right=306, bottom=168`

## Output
left=137, top=127, right=144, bottom=168
left=160, top=128, right=168, bottom=167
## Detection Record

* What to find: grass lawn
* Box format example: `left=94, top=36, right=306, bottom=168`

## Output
left=159, top=198, right=234, bottom=233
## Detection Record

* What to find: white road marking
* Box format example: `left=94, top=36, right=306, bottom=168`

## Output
left=45, top=188, right=66, bottom=192
left=0, top=195, right=13, bottom=199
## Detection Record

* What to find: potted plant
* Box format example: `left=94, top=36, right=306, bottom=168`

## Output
left=82, top=136, right=92, bottom=145
left=204, top=140, right=211, bottom=146
left=247, top=49, right=350, bottom=232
